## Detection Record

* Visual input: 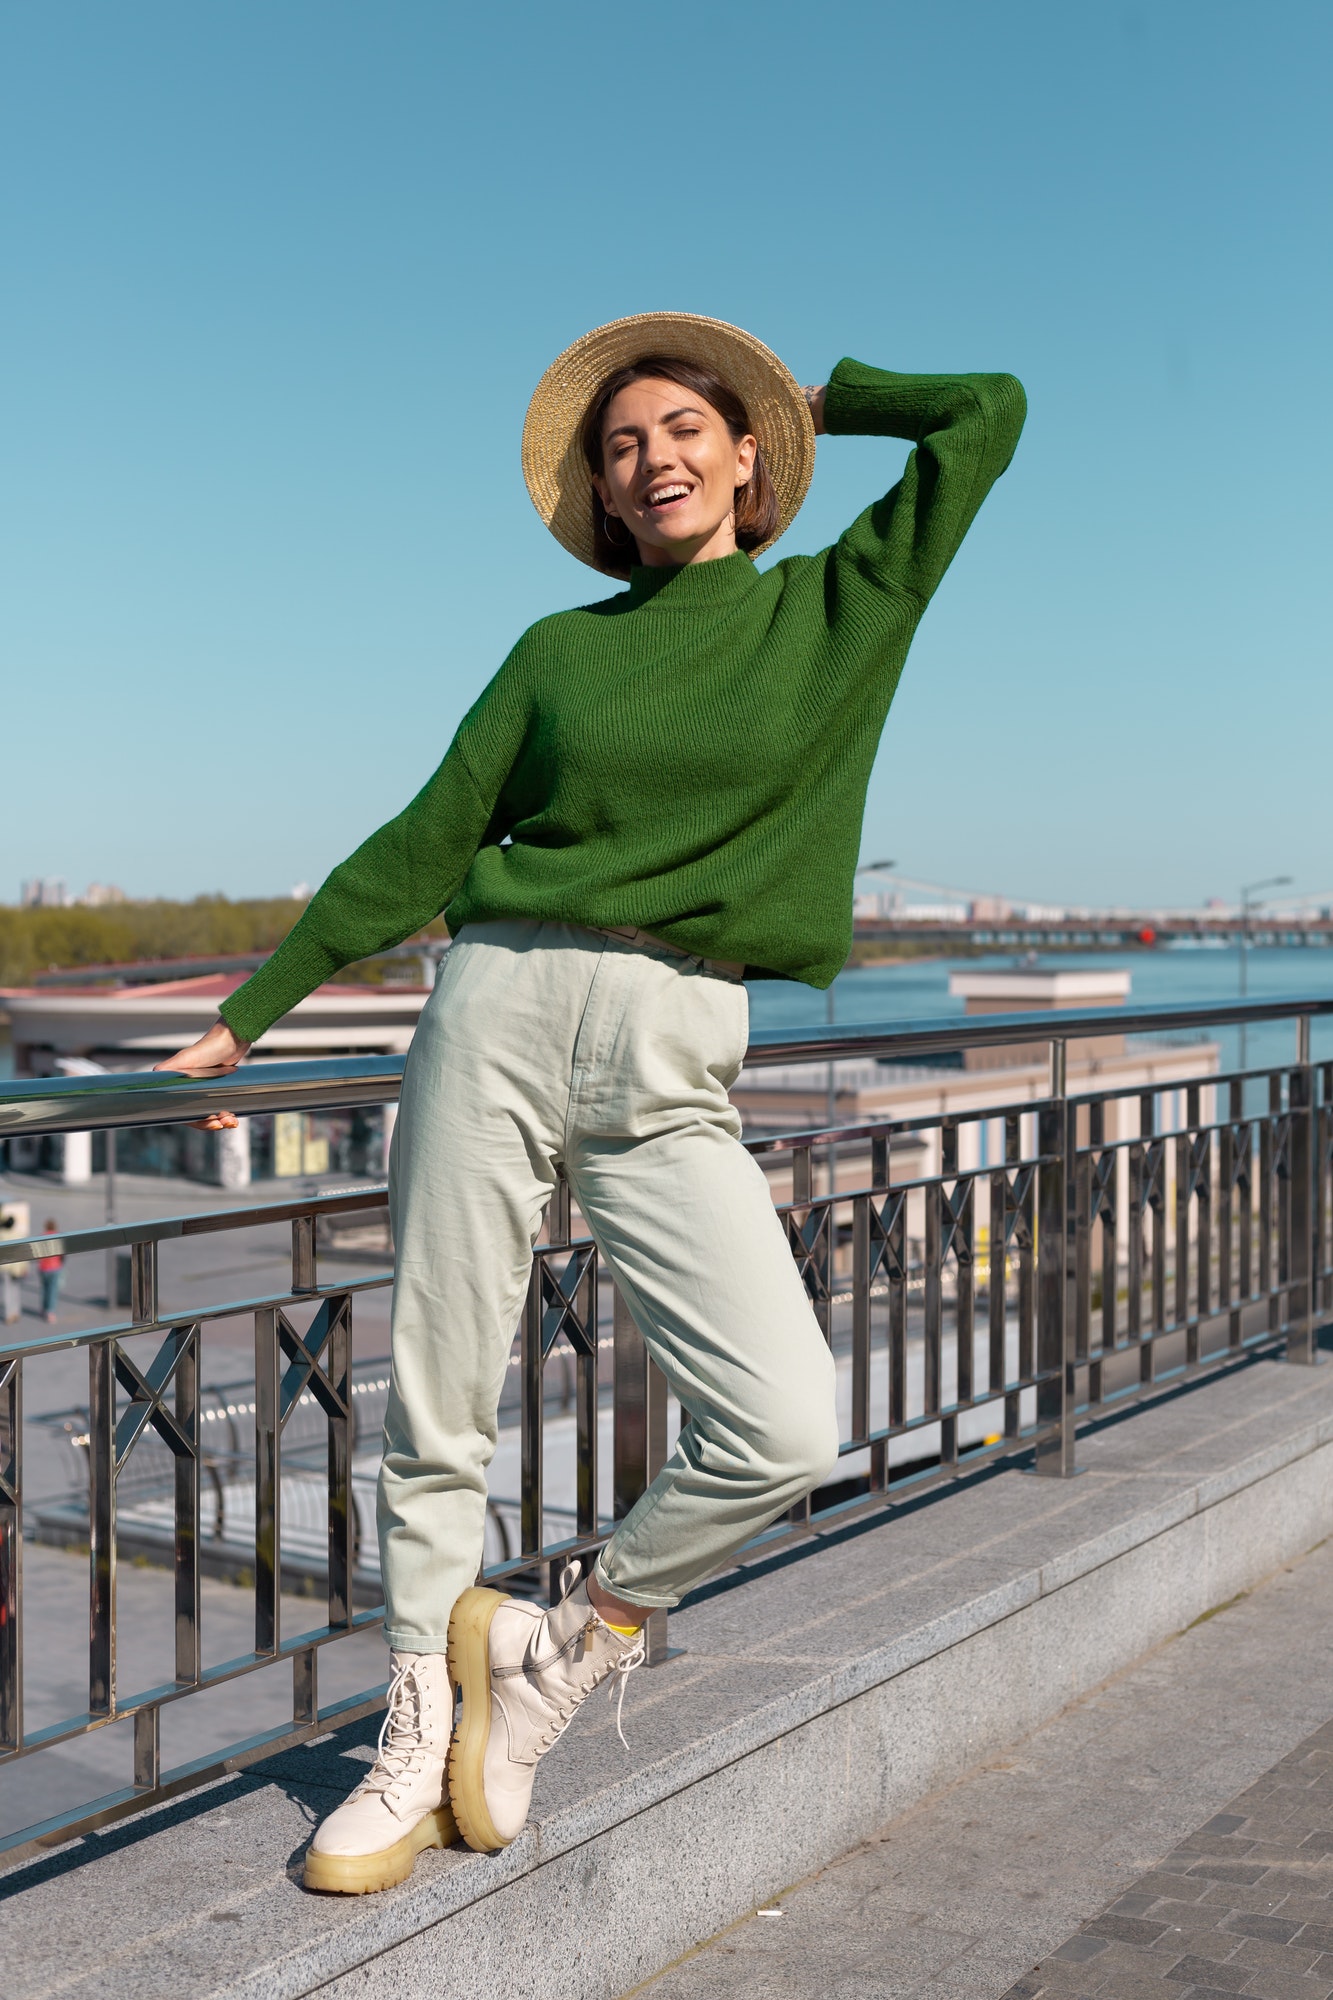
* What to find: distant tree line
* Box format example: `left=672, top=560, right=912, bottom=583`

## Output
left=0, top=895, right=453, bottom=987
left=0, top=895, right=313, bottom=985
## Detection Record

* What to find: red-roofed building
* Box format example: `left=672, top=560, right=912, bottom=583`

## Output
left=1, top=972, right=432, bottom=1189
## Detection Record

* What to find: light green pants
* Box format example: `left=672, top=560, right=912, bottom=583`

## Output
left=379, top=919, right=839, bottom=1651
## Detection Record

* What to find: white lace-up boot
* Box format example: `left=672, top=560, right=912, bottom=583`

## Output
left=447, top=1575, right=646, bottom=1852
left=303, top=1650, right=457, bottom=1893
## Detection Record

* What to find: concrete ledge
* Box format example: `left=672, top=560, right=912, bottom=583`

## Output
left=8, top=1352, right=1333, bottom=1999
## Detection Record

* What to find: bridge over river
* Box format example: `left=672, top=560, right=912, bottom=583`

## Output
left=854, top=911, right=1333, bottom=949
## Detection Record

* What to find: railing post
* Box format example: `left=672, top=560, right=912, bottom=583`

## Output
left=129, top=1240, right=157, bottom=1327
left=175, top=1326, right=201, bottom=1685
left=327, top=1299, right=354, bottom=1629
left=254, top=1308, right=280, bottom=1654
left=88, top=1339, right=116, bottom=1713
left=133, top=1704, right=160, bottom=1791
left=612, top=1283, right=678, bottom=1666
left=294, top=1645, right=318, bottom=1726
left=1035, top=1038, right=1076, bottom=1474
left=1288, top=1016, right=1319, bottom=1364
left=292, top=1214, right=317, bottom=1294
left=0, top=1356, right=21, bottom=1753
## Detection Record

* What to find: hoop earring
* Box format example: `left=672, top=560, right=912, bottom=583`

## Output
left=602, top=509, right=632, bottom=549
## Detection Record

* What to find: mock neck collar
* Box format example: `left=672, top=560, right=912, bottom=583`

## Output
left=623, top=550, right=760, bottom=609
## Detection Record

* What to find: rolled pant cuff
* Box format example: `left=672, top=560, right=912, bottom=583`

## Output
left=383, top=1628, right=452, bottom=1654
left=591, top=1553, right=679, bottom=1612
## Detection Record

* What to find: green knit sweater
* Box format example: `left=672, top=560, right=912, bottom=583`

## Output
left=220, top=359, right=1025, bottom=1043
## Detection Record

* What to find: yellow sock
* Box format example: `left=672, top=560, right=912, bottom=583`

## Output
left=605, top=1619, right=640, bottom=1637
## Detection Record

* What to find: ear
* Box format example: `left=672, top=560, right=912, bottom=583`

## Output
left=733, top=433, right=758, bottom=484
left=591, top=472, right=617, bottom=518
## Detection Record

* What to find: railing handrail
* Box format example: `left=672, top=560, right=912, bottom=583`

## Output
left=0, top=990, right=1328, bottom=1136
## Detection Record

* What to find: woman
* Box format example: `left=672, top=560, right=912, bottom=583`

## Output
left=159, top=312, right=1025, bottom=1892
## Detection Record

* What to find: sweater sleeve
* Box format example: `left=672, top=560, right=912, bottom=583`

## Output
left=822, top=360, right=1026, bottom=612
left=218, top=657, right=531, bottom=1044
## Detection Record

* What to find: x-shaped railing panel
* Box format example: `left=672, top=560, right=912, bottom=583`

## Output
left=999, top=1164, right=1036, bottom=1255
left=276, top=1297, right=352, bottom=1428
left=1088, top=1149, right=1117, bottom=1228
left=1141, top=1139, right=1167, bottom=1213
left=536, top=1245, right=598, bottom=1359
left=865, top=1190, right=908, bottom=1289
left=1227, top=1122, right=1255, bottom=1193
left=786, top=1202, right=833, bottom=1305
left=937, top=1177, right=975, bottom=1271
left=112, top=1327, right=197, bottom=1471
left=1181, top=1129, right=1212, bottom=1206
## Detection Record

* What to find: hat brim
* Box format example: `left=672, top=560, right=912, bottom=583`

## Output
left=522, top=311, right=816, bottom=577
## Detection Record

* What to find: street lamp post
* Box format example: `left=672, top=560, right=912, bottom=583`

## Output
left=1238, top=874, right=1292, bottom=1072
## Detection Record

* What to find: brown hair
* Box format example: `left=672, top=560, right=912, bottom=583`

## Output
left=580, top=354, right=781, bottom=576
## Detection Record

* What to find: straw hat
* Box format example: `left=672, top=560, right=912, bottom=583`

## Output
left=522, top=311, right=816, bottom=575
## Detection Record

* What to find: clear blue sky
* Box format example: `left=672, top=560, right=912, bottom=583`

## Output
left=4, top=1, right=1329, bottom=910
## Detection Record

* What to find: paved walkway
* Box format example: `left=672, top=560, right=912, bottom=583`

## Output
left=629, top=1533, right=1333, bottom=2000
left=1001, top=1725, right=1333, bottom=1997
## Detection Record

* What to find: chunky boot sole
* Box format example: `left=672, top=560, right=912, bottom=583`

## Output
left=302, top=1803, right=457, bottom=1894
left=447, top=1586, right=512, bottom=1853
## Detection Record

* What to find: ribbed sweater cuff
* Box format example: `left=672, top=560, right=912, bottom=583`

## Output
left=823, top=359, right=945, bottom=441
left=219, top=934, right=339, bottom=1044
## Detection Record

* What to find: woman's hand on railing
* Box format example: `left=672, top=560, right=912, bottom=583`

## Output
left=154, top=1019, right=252, bottom=1129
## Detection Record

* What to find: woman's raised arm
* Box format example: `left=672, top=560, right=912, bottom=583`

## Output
left=823, top=360, right=1026, bottom=612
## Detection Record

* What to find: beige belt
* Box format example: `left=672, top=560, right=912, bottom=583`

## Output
left=588, top=923, right=746, bottom=983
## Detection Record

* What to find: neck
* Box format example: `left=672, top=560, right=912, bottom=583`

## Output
left=636, top=516, right=739, bottom=568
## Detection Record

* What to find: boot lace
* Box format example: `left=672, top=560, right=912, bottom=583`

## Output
left=355, top=1656, right=437, bottom=1799
left=607, top=1627, right=647, bottom=1750
left=531, top=1565, right=648, bottom=1755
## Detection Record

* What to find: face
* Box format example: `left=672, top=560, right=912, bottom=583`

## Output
left=592, top=377, right=757, bottom=567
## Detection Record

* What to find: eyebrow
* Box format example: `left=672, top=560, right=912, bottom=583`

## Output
left=605, top=405, right=708, bottom=441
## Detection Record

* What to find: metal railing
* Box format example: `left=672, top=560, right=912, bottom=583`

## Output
left=2, top=992, right=1332, bottom=1866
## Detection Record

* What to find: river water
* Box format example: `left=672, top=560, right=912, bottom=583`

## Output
left=747, top=943, right=1333, bottom=1079
left=4, top=945, right=1333, bottom=1084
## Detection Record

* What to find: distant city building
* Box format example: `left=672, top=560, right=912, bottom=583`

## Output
left=852, top=891, right=972, bottom=923
left=19, top=879, right=71, bottom=909
left=80, top=883, right=128, bottom=906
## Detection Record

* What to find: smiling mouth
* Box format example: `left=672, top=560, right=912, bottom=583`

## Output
left=642, top=483, right=693, bottom=510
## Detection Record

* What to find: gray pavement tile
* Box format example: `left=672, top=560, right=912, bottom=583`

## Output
left=1087, top=1915, right=1176, bottom=1946
left=1235, top=1973, right=1333, bottom=1999
left=1225, top=1917, right=1307, bottom=1945
left=1230, top=1936, right=1323, bottom=1973
left=1200, top=1884, right=1294, bottom=1913
left=1140, top=1876, right=1217, bottom=1903
left=1159, top=1957, right=1249, bottom=1988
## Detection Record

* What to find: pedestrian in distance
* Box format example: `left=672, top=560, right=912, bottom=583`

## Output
left=38, top=1223, right=63, bottom=1323
left=0, top=1201, right=30, bottom=1326
left=157, top=312, right=1025, bottom=1894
